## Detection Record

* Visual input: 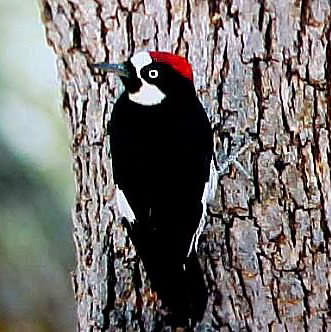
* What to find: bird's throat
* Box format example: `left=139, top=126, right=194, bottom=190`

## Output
left=128, top=80, right=166, bottom=106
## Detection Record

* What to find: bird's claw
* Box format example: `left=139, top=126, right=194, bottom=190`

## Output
left=216, top=141, right=254, bottom=181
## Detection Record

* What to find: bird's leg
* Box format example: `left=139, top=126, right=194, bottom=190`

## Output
left=215, top=140, right=254, bottom=181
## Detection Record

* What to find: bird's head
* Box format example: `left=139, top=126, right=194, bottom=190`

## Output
left=93, top=51, right=195, bottom=106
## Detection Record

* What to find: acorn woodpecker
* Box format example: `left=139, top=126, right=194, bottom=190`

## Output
left=93, top=51, right=213, bottom=328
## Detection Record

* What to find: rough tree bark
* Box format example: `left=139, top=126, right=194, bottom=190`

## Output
left=40, top=0, right=330, bottom=331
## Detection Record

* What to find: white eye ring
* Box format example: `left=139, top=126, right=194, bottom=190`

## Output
left=148, top=69, right=159, bottom=79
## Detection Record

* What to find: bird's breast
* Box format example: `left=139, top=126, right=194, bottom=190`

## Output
left=112, top=98, right=203, bottom=188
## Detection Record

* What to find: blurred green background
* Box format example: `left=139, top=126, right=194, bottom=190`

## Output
left=0, top=1, right=75, bottom=331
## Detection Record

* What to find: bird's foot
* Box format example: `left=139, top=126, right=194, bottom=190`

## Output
left=216, top=140, right=254, bottom=181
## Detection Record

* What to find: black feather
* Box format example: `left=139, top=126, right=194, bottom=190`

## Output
left=108, top=67, right=213, bottom=327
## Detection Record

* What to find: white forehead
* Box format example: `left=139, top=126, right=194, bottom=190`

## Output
left=130, top=52, right=152, bottom=73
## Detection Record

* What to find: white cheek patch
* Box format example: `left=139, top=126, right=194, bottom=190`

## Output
left=129, top=51, right=166, bottom=106
left=129, top=80, right=166, bottom=106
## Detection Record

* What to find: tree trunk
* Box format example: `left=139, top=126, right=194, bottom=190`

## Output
left=40, top=0, right=330, bottom=330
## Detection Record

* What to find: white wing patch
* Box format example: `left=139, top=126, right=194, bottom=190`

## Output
left=187, top=162, right=218, bottom=256
left=115, top=186, right=136, bottom=223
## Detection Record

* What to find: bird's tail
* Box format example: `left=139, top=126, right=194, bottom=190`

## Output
left=184, top=253, right=208, bottom=325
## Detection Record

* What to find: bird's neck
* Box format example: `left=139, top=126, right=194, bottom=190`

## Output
left=128, top=81, right=166, bottom=106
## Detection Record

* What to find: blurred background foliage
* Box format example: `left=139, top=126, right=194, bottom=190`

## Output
left=0, top=0, right=75, bottom=331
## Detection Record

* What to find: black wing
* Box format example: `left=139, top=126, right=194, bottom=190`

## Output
left=108, top=93, right=213, bottom=216
left=107, top=93, right=212, bottom=325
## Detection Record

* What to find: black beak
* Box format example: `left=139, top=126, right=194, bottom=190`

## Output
left=92, top=62, right=130, bottom=78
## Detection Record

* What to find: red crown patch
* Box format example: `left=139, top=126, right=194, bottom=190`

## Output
left=149, top=51, right=193, bottom=81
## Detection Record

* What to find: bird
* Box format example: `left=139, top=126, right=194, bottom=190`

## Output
left=93, top=51, right=213, bottom=329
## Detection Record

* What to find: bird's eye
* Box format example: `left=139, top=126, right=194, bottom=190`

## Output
left=148, top=69, right=159, bottom=79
